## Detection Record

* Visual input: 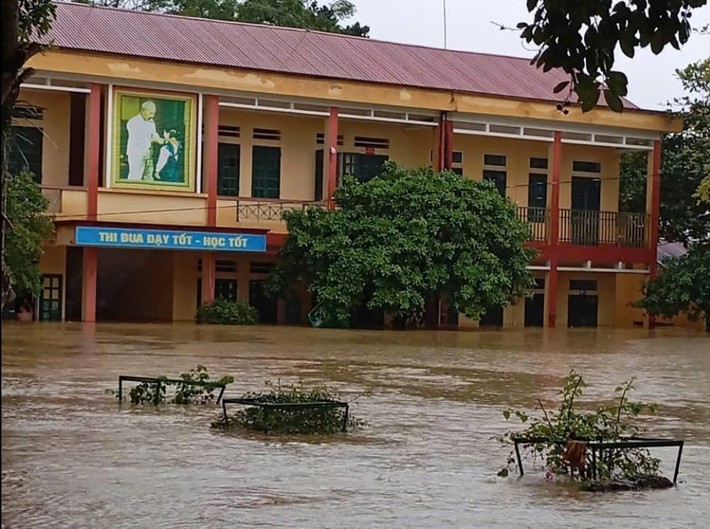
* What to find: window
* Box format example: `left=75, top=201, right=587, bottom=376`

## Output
left=483, top=154, right=507, bottom=197
left=217, top=143, right=240, bottom=196
left=528, top=157, right=548, bottom=223
left=353, top=136, right=389, bottom=149
left=215, top=279, right=237, bottom=302
left=253, top=128, right=281, bottom=141
left=250, top=262, right=275, bottom=274
left=196, top=279, right=238, bottom=308
left=252, top=146, right=281, bottom=198
left=569, top=279, right=598, bottom=292
left=451, top=150, right=464, bottom=176
left=339, top=152, right=389, bottom=184
left=483, top=154, right=507, bottom=167
left=572, top=160, right=602, bottom=174
left=8, top=126, right=43, bottom=182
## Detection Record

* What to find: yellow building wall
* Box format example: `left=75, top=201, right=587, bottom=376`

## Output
left=452, top=135, right=621, bottom=211
left=217, top=109, right=435, bottom=203
left=559, top=144, right=620, bottom=212
left=173, top=251, right=199, bottom=321
left=453, top=135, right=551, bottom=206
left=338, top=119, right=434, bottom=169
left=614, top=274, right=647, bottom=327
left=15, top=89, right=71, bottom=188
left=97, top=190, right=208, bottom=226
left=556, top=272, right=615, bottom=327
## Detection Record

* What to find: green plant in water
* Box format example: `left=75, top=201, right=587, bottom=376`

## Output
left=174, top=365, right=234, bottom=404
left=108, top=365, right=234, bottom=405
left=196, top=299, right=258, bottom=325
left=497, top=371, right=661, bottom=482
left=212, top=380, right=367, bottom=435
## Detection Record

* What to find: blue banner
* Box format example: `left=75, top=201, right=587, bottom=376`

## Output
left=75, top=227, right=267, bottom=252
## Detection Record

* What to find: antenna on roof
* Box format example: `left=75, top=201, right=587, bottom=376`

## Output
left=443, top=0, right=448, bottom=49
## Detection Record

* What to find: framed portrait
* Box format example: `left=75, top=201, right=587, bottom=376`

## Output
left=111, top=88, right=197, bottom=191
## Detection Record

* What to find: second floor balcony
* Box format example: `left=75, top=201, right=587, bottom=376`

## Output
left=45, top=184, right=649, bottom=252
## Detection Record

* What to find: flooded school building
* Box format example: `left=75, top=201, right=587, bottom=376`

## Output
left=7, top=3, right=681, bottom=328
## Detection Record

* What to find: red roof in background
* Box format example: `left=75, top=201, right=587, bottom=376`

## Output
left=44, top=2, right=637, bottom=109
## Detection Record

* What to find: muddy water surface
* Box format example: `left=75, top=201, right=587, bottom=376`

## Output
left=2, top=324, right=709, bottom=528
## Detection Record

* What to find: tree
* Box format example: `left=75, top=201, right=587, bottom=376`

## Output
left=268, top=163, right=535, bottom=328
left=5, top=171, right=54, bottom=302
left=1, top=0, right=56, bottom=308
left=637, top=244, right=710, bottom=331
left=77, top=0, right=370, bottom=36
left=619, top=58, right=710, bottom=243
left=518, top=0, right=708, bottom=112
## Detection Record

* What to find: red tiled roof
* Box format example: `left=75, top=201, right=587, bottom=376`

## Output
left=44, top=2, right=637, bottom=108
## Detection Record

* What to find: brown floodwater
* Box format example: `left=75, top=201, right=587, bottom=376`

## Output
left=2, top=323, right=709, bottom=528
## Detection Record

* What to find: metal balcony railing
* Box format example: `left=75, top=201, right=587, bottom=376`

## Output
left=234, top=199, right=326, bottom=222
left=559, top=209, right=648, bottom=248
left=516, top=206, right=549, bottom=242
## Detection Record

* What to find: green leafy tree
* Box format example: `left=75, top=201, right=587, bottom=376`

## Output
left=518, top=0, right=708, bottom=112
left=618, top=151, right=647, bottom=213
left=637, top=244, right=710, bottom=332
left=1, top=0, right=56, bottom=308
left=78, top=0, right=369, bottom=36
left=269, top=163, right=535, bottom=328
left=619, top=58, right=710, bottom=243
left=5, top=171, right=54, bottom=300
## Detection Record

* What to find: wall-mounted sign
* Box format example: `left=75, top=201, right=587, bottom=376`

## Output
left=111, top=88, right=198, bottom=192
left=75, top=227, right=266, bottom=252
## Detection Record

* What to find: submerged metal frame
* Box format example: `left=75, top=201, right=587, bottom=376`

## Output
left=117, top=375, right=227, bottom=404
left=221, top=397, right=350, bottom=432
left=511, top=436, right=684, bottom=484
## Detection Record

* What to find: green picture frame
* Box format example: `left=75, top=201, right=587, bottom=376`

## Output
left=111, top=88, right=197, bottom=191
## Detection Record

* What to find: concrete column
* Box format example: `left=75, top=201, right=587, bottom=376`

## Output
left=82, top=247, right=97, bottom=323
left=204, top=95, right=219, bottom=226
left=547, top=131, right=562, bottom=328
left=201, top=252, right=216, bottom=304
left=87, top=83, right=101, bottom=220
left=646, top=139, right=662, bottom=329
left=326, top=107, right=339, bottom=209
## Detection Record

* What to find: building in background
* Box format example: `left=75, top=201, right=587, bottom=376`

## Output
left=8, top=2, right=679, bottom=327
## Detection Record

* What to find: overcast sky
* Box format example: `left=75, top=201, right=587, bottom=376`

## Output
left=347, top=0, right=710, bottom=110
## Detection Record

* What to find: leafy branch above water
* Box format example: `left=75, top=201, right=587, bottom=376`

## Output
left=106, top=365, right=234, bottom=405
left=497, top=371, right=665, bottom=484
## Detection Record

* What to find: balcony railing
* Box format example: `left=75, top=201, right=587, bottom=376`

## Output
left=517, top=206, right=549, bottom=242
left=515, top=207, right=648, bottom=248
left=234, top=198, right=326, bottom=222
left=558, top=209, right=648, bottom=248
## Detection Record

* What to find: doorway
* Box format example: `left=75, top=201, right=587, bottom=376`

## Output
left=249, top=279, right=277, bottom=324
left=479, top=306, right=504, bottom=327
left=39, top=274, right=63, bottom=321
left=567, top=279, right=598, bottom=327
left=571, top=177, right=601, bottom=245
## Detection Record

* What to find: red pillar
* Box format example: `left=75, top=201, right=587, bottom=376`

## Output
left=81, top=84, right=102, bottom=323
left=201, top=252, right=216, bottom=305
left=326, top=107, right=339, bottom=210
left=444, top=118, right=454, bottom=170
left=648, top=139, right=662, bottom=329
left=204, top=95, right=219, bottom=226
left=547, top=131, right=562, bottom=328
left=87, top=83, right=101, bottom=221
left=82, top=247, right=97, bottom=323
left=435, top=114, right=445, bottom=172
